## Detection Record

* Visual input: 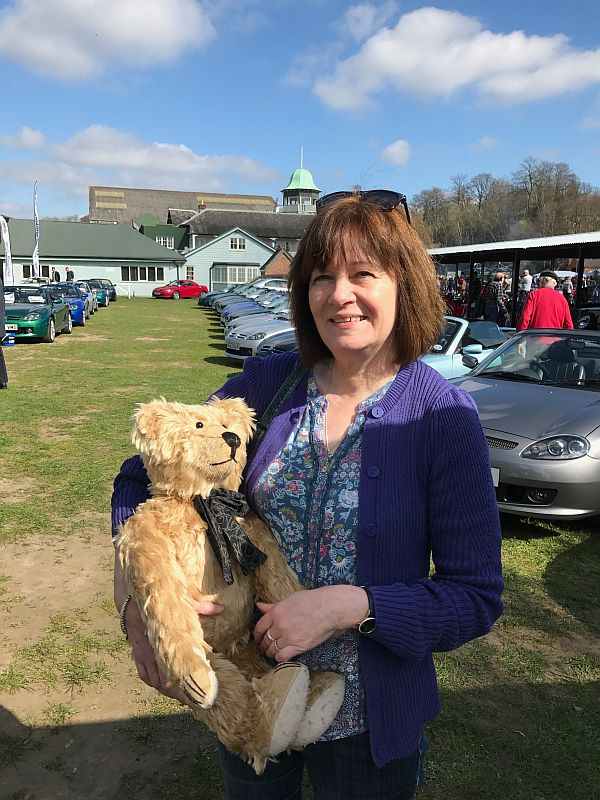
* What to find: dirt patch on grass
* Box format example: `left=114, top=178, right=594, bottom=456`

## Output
left=0, top=477, right=38, bottom=504
left=135, top=337, right=169, bottom=342
left=0, top=533, right=219, bottom=798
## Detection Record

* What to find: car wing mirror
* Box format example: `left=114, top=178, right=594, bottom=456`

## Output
left=462, top=343, right=483, bottom=355
left=462, top=354, right=479, bottom=370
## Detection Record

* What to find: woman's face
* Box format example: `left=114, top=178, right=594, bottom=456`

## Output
left=308, top=243, right=398, bottom=366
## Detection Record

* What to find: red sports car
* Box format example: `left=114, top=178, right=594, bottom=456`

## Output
left=152, top=280, right=208, bottom=300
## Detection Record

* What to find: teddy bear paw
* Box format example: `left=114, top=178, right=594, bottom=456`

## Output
left=180, top=651, right=219, bottom=709
left=291, top=672, right=345, bottom=749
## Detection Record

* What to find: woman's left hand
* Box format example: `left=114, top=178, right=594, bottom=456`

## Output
left=253, top=585, right=369, bottom=662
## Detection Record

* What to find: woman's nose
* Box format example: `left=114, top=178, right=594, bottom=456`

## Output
left=328, top=278, right=354, bottom=304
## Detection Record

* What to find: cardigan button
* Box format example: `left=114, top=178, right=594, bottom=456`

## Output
left=289, top=411, right=300, bottom=424
left=364, top=523, right=377, bottom=538
left=366, top=466, right=380, bottom=478
left=371, top=406, right=384, bottom=419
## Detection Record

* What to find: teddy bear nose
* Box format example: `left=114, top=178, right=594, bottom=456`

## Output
left=222, top=431, right=241, bottom=451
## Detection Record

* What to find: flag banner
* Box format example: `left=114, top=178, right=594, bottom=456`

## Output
left=32, top=181, right=40, bottom=277
left=0, top=215, right=14, bottom=285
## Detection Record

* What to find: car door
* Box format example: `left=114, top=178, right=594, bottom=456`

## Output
left=181, top=281, right=196, bottom=298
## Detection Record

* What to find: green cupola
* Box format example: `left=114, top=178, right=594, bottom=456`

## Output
left=280, top=151, right=320, bottom=213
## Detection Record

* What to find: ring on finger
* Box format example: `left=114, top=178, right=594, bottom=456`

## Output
left=266, top=629, right=275, bottom=644
left=273, top=640, right=280, bottom=652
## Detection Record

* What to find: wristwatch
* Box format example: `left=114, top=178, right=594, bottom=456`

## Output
left=358, top=586, right=376, bottom=635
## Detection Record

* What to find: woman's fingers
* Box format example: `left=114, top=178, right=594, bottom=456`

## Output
left=193, top=600, right=224, bottom=616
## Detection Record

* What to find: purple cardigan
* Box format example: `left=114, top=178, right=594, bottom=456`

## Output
left=112, top=352, right=503, bottom=767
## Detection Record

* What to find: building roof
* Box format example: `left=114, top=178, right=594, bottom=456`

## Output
left=89, top=185, right=277, bottom=224
left=167, top=209, right=198, bottom=226
left=283, top=167, right=320, bottom=192
left=261, top=247, right=294, bottom=276
left=185, top=226, right=275, bottom=257
left=430, top=231, right=600, bottom=261
left=1, top=218, right=185, bottom=263
left=184, top=209, right=311, bottom=239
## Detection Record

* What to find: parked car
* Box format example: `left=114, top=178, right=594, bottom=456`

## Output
left=225, top=319, right=295, bottom=361
left=421, top=317, right=511, bottom=379
left=453, top=329, right=600, bottom=519
left=86, top=279, right=110, bottom=307
left=224, top=310, right=291, bottom=336
left=75, top=280, right=98, bottom=314
left=152, top=280, right=208, bottom=300
left=49, top=283, right=89, bottom=325
left=89, top=277, right=118, bottom=302
left=221, top=292, right=289, bottom=324
left=4, top=285, right=72, bottom=342
left=256, top=328, right=298, bottom=357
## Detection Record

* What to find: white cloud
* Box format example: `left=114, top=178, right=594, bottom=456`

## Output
left=581, top=116, right=600, bottom=129
left=336, top=2, right=398, bottom=42
left=0, top=126, right=45, bottom=149
left=381, top=138, right=411, bottom=165
left=0, top=0, right=215, bottom=80
left=471, top=136, right=500, bottom=152
left=0, top=124, right=280, bottom=203
left=314, top=7, right=600, bottom=110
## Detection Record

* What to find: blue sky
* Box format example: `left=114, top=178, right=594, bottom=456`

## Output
left=1, top=0, right=600, bottom=219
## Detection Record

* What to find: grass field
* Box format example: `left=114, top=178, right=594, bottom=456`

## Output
left=0, top=297, right=598, bottom=800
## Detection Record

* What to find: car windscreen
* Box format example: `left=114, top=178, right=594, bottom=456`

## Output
left=473, top=332, right=600, bottom=387
left=431, top=319, right=462, bottom=354
left=87, top=280, right=104, bottom=289
left=4, top=287, right=48, bottom=304
left=49, top=286, right=80, bottom=298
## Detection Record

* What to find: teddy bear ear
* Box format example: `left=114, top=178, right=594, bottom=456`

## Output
left=215, top=397, right=256, bottom=440
left=131, top=399, right=177, bottom=461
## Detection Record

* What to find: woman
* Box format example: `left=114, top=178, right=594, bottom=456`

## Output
left=112, top=190, right=504, bottom=800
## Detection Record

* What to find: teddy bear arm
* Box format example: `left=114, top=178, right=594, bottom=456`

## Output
left=243, top=516, right=304, bottom=603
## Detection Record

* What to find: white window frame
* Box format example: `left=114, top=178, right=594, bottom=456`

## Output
left=155, top=236, right=175, bottom=249
left=230, top=236, right=246, bottom=251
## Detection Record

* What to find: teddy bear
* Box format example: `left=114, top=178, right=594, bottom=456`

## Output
left=115, top=396, right=344, bottom=773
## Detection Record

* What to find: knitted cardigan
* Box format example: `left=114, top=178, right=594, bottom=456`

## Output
left=112, top=352, right=504, bottom=767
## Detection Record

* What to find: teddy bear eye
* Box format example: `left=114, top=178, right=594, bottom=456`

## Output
left=196, top=421, right=204, bottom=429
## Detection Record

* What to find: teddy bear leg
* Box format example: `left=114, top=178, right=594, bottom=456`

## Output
left=290, top=671, right=345, bottom=749
left=193, top=652, right=310, bottom=774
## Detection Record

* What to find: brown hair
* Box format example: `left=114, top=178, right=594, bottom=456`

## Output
left=288, top=196, right=446, bottom=368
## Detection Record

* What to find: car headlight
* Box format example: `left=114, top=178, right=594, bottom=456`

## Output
left=521, top=436, right=590, bottom=460
left=248, top=332, right=266, bottom=340
left=23, top=311, right=42, bottom=320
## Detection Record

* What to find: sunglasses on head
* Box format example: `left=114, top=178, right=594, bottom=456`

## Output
left=315, top=189, right=411, bottom=225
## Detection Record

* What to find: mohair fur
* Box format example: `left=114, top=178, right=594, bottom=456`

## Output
left=116, top=397, right=344, bottom=773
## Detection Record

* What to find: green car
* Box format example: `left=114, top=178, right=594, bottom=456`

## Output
left=86, top=279, right=110, bottom=307
left=4, top=285, right=73, bottom=342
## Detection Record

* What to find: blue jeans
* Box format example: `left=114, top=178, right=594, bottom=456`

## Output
left=217, top=732, right=426, bottom=800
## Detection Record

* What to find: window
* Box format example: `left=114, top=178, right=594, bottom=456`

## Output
left=23, top=264, right=51, bottom=278
left=230, top=237, right=246, bottom=250
left=155, top=236, right=174, bottom=249
left=211, top=264, right=261, bottom=292
left=121, top=266, right=164, bottom=282
left=186, top=266, right=194, bottom=280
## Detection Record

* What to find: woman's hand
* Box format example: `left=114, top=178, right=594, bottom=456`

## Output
left=253, top=585, right=369, bottom=662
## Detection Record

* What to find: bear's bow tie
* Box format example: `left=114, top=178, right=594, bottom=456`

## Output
left=192, top=489, right=267, bottom=585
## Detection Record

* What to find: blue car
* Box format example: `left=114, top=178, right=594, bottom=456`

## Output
left=49, top=283, right=88, bottom=326
left=420, top=317, right=512, bottom=379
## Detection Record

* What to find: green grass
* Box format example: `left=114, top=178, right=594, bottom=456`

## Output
left=1, top=298, right=599, bottom=799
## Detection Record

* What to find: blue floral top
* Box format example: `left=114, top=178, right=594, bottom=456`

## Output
left=253, top=374, right=392, bottom=741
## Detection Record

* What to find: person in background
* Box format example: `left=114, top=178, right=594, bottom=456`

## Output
left=66, top=268, right=74, bottom=281
left=52, top=267, right=61, bottom=282
left=112, top=190, right=504, bottom=800
left=483, top=271, right=507, bottom=324
left=516, top=270, right=574, bottom=331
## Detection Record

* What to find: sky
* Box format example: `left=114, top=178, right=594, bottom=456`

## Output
left=1, top=0, right=600, bottom=219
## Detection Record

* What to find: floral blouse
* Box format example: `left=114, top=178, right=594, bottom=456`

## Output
left=253, top=374, right=392, bottom=741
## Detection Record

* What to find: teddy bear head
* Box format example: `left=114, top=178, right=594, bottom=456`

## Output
left=132, top=397, right=256, bottom=499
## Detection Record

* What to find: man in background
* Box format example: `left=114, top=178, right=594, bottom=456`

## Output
left=483, top=271, right=507, bottom=324
left=517, top=270, right=574, bottom=331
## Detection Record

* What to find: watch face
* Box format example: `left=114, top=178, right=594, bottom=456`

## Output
left=358, top=616, right=376, bottom=635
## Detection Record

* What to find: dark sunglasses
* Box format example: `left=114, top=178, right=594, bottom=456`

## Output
left=315, top=189, right=411, bottom=225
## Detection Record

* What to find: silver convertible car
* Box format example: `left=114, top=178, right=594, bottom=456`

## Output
left=453, top=329, right=600, bottom=520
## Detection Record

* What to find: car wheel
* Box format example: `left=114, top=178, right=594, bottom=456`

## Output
left=43, top=317, right=56, bottom=343
left=85, top=306, right=91, bottom=319
left=172, top=291, right=180, bottom=300
left=64, top=312, right=73, bottom=334
left=79, top=310, right=86, bottom=326
left=577, top=312, right=597, bottom=330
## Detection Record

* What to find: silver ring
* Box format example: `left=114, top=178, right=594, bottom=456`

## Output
left=266, top=630, right=275, bottom=643
left=274, top=640, right=280, bottom=652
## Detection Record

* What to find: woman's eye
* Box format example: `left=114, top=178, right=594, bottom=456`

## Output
left=196, top=421, right=204, bottom=429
